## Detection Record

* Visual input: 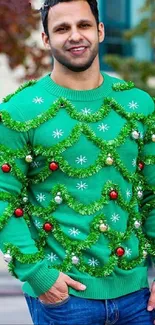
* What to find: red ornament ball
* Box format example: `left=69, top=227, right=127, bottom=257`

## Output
left=43, top=222, right=54, bottom=232
left=49, top=161, right=59, bottom=171
left=14, top=208, right=24, bottom=218
left=115, top=247, right=125, bottom=257
left=109, top=190, right=118, bottom=200
left=1, top=163, right=11, bottom=173
left=138, top=162, right=145, bottom=170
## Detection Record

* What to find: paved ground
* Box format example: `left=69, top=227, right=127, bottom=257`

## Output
left=0, top=296, right=32, bottom=325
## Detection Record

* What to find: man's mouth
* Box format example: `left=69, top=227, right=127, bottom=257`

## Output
left=68, top=46, right=88, bottom=56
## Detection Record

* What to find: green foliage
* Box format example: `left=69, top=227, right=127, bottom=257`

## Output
left=104, top=0, right=155, bottom=96
left=0, top=2, right=51, bottom=81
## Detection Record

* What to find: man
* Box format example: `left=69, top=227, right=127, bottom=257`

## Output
left=0, top=0, right=155, bottom=324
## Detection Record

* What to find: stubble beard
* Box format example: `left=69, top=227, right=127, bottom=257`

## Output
left=50, top=44, right=99, bottom=72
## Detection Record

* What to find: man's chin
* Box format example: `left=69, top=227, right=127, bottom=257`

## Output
left=64, top=60, right=95, bottom=72
left=67, top=65, right=91, bottom=72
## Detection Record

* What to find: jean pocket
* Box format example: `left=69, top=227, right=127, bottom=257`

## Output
left=39, top=295, right=70, bottom=308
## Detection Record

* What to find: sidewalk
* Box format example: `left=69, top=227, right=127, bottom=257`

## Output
left=0, top=252, right=22, bottom=296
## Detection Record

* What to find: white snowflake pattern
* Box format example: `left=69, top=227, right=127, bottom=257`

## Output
left=31, top=161, right=41, bottom=168
left=47, top=253, right=58, bottom=262
left=111, top=213, right=120, bottom=223
left=81, top=108, right=91, bottom=115
left=128, top=101, right=139, bottom=110
left=88, top=258, right=99, bottom=267
left=132, top=158, right=137, bottom=167
left=68, top=228, right=80, bottom=237
left=126, top=189, right=131, bottom=198
left=98, top=123, right=110, bottom=132
left=36, top=193, right=46, bottom=202
left=52, top=129, right=64, bottom=139
left=125, top=247, right=132, bottom=257
left=34, top=220, right=42, bottom=229
left=75, top=155, right=87, bottom=165
left=33, top=96, right=44, bottom=104
left=76, top=181, right=88, bottom=191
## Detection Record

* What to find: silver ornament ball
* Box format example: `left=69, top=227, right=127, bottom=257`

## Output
left=23, top=196, right=28, bottom=203
left=132, top=130, right=140, bottom=140
left=143, top=250, right=147, bottom=258
left=54, top=194, right=63, bottom=204
left=134, top=220, right=141, bottom=229
left=152, top=134, right=155, bottom=142
left=137, top=190, right=143, bottom=199
left=3, top=250, right=12, bottom=263
left=106, top=156, right=113, bottom=166
left=71, top=256, right=79, bottom=265
left=99, top=223, right=108, bottom=232
left=25, top=155, right=33, bottom=163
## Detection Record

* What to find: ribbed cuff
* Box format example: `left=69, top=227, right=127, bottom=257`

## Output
left=27, top=263, right=60, bottom=296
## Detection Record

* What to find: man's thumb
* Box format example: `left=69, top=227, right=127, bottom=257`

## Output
left=66, top=276, right=86, bottom=291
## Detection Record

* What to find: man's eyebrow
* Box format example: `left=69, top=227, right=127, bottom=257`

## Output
left=53, top=19, right=93, bottom=30
left=53, top=22, right=70, bottom=30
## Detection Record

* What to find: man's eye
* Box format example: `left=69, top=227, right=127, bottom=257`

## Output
left=56, top=27, right=68, bottom=32
left=81, top=24, right=90, bottom=28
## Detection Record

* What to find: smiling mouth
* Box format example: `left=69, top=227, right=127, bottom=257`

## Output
left=68, top=46, right=88, bottom=55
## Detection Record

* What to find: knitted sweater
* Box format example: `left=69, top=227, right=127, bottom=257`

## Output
left=0, top=72, right=155, bottom=300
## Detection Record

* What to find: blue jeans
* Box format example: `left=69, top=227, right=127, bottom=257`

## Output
left=25, top=288, right=155, bottom=325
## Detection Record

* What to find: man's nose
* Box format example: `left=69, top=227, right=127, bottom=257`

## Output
left=69, top=29, right=83, bottom=42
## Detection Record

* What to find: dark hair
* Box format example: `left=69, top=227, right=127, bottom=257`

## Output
left=40, top=0, right=99, bottom=37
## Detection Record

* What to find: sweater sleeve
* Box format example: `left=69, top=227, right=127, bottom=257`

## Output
left=0, top=101, right=59, bottom=296
left=140, top=96, right=155, bottom=261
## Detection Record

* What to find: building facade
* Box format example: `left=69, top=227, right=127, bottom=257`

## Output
left=98, top=0, right=153, bottom=70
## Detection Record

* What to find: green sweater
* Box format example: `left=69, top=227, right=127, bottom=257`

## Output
left=0, top=72, right=155, bottom=299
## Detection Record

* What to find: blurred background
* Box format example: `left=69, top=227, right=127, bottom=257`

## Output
left=0, top=0, right=155, bottom=324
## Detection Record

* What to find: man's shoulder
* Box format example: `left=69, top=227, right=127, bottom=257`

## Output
left=1, top=76, right=45, bottom=109
left=0, top=74, right=49, bottom=120
left=105, top=73, right=154, bottom=115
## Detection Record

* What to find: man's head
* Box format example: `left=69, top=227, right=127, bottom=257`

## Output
left=41, top=0, right=100, bottom=38
left=41, top=0, right=104, bottom=73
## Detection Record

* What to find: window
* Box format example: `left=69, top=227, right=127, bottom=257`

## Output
left=106, top=0, right=127, bottom=24
left=99, top=0, right=131, bottom=69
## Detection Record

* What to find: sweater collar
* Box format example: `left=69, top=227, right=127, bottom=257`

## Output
left=39, top=72, right=113, bottom=101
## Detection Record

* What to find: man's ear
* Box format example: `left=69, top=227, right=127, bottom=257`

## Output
left=42, top=32, right=51, bottom=50
left=98, top=22, right=105, bottom=43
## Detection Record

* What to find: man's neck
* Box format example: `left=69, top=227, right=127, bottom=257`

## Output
left=50, top=60, right=103, bottom=91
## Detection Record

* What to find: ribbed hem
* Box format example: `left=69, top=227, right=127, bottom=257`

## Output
left=23, top=266, right=149, bottom=299
left=38, top=72, right=113, bottom=101
left=26, top=263, right=60, bottom=296
left=68, top=267, right=149, bottom=299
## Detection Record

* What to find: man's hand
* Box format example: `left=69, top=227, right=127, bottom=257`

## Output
left=147, top=282, right=155, bottom=324
left=39, top=272, right=86, bottom=304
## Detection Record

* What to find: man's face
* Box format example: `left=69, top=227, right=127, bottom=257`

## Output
left=42, top=0, right=104, bottom=72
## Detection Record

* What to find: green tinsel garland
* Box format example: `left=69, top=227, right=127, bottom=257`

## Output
left=112, top=81, right=135, bottom=92
left=0, top=82, right=154, bottom=278
left=26, top=208, right=149, bottom=276
left=30, top=119, right=143, bottom=185
left=0, top=97, right=147, bottom=133
left=3, top=244, right=44, bottom=277
left=4, top=243, right=44, bottom=263
left=2, top=80, right=36, bottom=103
left=0, top=200, right=22, bottom=230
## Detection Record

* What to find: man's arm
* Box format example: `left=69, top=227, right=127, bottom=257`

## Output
left=0, top=98, right=86, bottom=301
left=0, top=100, right=60, bottom=296
left=140, top=96, right=155, bottom=315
